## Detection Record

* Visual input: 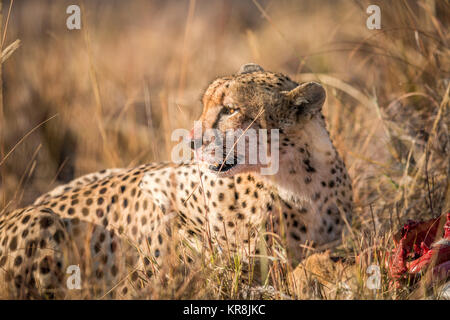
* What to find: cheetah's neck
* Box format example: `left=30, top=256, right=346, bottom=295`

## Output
left=260, top=120, right=338, bottom=207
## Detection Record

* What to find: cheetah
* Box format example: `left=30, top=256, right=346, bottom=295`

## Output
left=0, top=63, right=353, bottom=299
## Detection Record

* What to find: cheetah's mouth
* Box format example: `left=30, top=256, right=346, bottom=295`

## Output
left=201, top=155, right=259, bottom=177
left=207, top=153, right=242, bottom=173
left=209, top=161, right=237, bottom=172
left=194, top=145, right=246, bottom=176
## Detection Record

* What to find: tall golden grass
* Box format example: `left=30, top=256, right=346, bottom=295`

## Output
left=0, top=0, right=448, bottom=299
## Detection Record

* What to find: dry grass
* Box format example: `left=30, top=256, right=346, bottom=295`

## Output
left=0, top=0, right=449, bottom=299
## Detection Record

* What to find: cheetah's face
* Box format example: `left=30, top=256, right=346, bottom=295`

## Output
left=190, top=64, right=326, bottom=177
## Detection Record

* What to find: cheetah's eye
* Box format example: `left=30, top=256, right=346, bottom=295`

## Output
left=222, top=106, right=239, bottom=116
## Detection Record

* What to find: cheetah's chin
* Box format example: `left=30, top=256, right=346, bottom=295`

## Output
left=206, top=161, right=248, bottom=177
left=207, top=162, right=257, bottom=177
left=209, top=162, right=237, bottom=173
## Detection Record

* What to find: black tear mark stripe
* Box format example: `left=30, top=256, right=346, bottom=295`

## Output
left=212, top=107, right=226, bottom=129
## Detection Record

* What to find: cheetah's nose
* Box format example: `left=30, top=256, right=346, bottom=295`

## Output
left=190, top=139, right=202, bottom=150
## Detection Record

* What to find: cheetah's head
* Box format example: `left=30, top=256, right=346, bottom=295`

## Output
left=189, top=63, right=326, bottom=177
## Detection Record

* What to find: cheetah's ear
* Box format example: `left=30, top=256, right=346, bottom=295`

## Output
left=237, top=63, right=264, bottom=75
left=286, top=82, right=326, bottom=118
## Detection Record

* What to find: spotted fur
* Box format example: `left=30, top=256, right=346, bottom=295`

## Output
left=0, top=64, right=352, bottom=298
